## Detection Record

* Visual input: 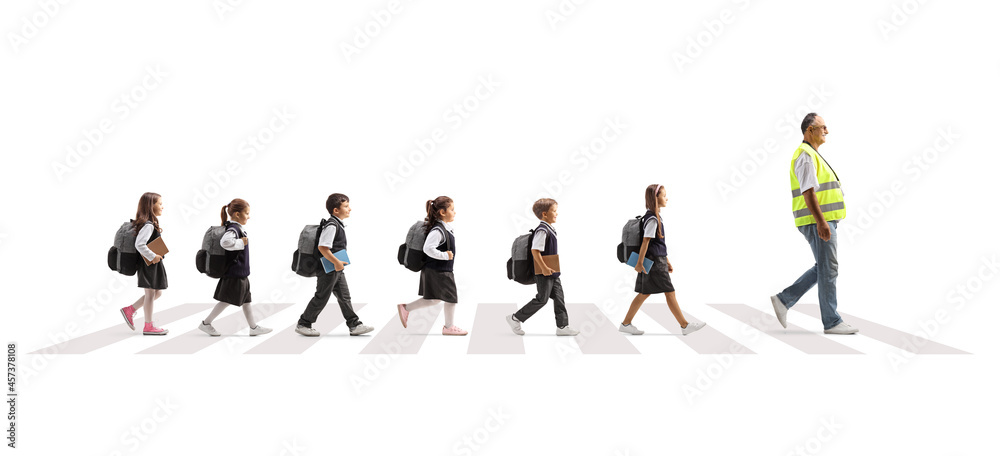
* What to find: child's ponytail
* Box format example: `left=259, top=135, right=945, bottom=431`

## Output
left=424, top=196, right=453, bottom=234
left=221, top=198, right=250, bottom=226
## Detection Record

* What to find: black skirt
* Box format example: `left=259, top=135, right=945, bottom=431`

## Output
left=137, top=259, right=168, bottom=290
left=214, top=277, right=252, bottom=306
left=418, top=268, right=458, bottom=303
left=635, top=255, right=675, bottom=294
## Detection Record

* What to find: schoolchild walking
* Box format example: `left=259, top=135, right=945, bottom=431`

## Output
left=619, top=184, right=705, bottom=336
left=506, top=198, right=580, bottom=336
left=295, top=193, right=373, bottom=336
left=119, top=192, right=170, bottom=335
left=396, top=196, right=468, bottom=336
left=197, top=199, right=273, bottom=336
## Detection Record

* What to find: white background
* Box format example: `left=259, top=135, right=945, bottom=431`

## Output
left=2, top=0, right=997, bottom=454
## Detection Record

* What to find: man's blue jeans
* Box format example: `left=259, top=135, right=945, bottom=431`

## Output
left=776, top=220, right=843, bottom=330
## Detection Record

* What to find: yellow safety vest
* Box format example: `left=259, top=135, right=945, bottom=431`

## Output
left=789, top=142, right=846, bottom=226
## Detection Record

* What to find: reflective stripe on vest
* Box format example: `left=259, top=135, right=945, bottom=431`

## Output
left=789, top=143, right=846, bottom=226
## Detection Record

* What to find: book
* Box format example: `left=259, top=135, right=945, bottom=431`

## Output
left=533, top=254, right=560, bottom=276
left=321, top=249, right=350, bottom=273
left=627, top=252, right=654, bottom=274
left=142, top=236, right=169, bottom=266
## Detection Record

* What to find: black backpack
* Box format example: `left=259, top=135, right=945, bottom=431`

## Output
left=195, top=221, right=238, bottom=278
left=291, top=219, right=330, bottom=277
left=108, top=220, right=141, bottom=276
left=506, top=229, right=536, bottom=285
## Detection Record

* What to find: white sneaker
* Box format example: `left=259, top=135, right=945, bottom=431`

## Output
left=249, top=325, right=272, bottom=336
left=295, top=325, right=320, bottom=337
left=824, top=322, right=859, bottom=335
left=350, top=324, right=374, bottom=336
left=506, top=314, right=524, bottom=335
left=770, top=295, right=788, bottom=328
left=681, top=321, right=706, bottom=336
left=556, top=326, right=580, bottom=336
left=619, top=323, right=644, bottom=335
left=198, top=321, right=220, bottom=337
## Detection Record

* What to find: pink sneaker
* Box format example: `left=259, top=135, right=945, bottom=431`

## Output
left=120, top=305, right=137, bottom=330
left=397, top=304, right=409, bottom=328
left=143, top=322, right=169, bottom=335
left=442, top=325, right=468, bottom=336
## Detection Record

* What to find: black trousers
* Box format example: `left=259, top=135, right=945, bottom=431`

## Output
left=298, top=270, right=361, bottom=329
left=514, top=275, right=568, bottom=327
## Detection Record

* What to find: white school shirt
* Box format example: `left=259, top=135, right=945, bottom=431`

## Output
left=134, top=223, right=157, bottom=262
left=220, top=223, right=246, bottom=251
left=531, top=221, right=556, bottom=251
left=317, top=215, right=346, bottom=249
left=642, top=215, right=660, bottom=238
left=423, top=221, right=453, bottom=261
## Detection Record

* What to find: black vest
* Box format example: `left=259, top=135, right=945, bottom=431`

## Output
left=534, top=222, right=560, bottom=278
left=327, top=217, right=347, bottom=252
left=223, top=222, right=250, bottom=278
left=424, top=222, right=456, bottom=272
left=641, top=211, right=667, bottom=258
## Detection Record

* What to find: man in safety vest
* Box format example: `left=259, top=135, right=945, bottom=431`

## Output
left=770, top=113, right=859, bottom=335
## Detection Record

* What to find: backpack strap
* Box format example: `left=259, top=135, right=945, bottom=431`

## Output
left=432, top=223, right=450, bottom=252
left=313, top=218, right=330, bottom=254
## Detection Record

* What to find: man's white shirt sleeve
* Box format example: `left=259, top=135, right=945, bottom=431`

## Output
left=794, top=153, right=819, bottom=194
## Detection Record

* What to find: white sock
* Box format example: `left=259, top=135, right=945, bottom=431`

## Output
left=204, top=302, right=228, bottom=325
left=242, top=303, right=257, bottom=328
left=443, top=302, right=456, bottom=327
left=405, top=298, right=438, bottom=311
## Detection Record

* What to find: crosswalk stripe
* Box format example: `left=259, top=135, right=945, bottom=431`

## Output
left=640, top=304, right=755, bottom=354
left=245, top=304, right=368, bottom=354
left=791, top=304, right=969, bottom=354
left=567, top=303, right=640, bottom=354
left=29, top=303, right=209, bottom=355
left=707, top=304, right=862, bottom=354
left=467, top=303, right=525, bottom=354
left=359, top=303, right=442, bottom=355
left=137, top=303, right=293, bottom=354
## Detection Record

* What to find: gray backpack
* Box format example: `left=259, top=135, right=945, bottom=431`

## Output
left=291, top=219, right=330, bottom=277
left=195, top=223, right=234, bottom=278
left=506, top=229, right=536, bottom=285
left=397, top=221, right=448, bottom=272
left=107, top=221, right=141, bottom=276
left=616, top=215, right=644, bottom=263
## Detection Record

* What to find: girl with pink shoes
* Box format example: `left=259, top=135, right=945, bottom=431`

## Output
left=119, top=192, right=169, bottom=335
left=397, top=196, right=468, bottom=336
